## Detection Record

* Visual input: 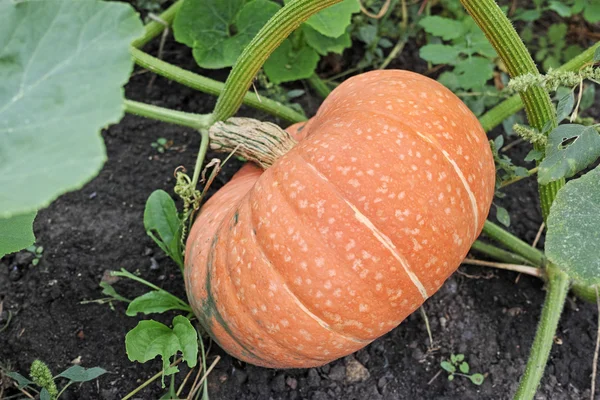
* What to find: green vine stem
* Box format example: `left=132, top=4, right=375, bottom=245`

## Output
left=471, top=240, right=539, bottom=266
left=130, top=48, right=306, bottom=124
left=514, top=265, right=570, bottom=400
left=307, top=73, right=332, bottom=98
left=124, top=99, right=211, bottom=129
left=212, top=0, right=344, bottom=122
left=481, top=221, right=546, bottom=267
left=460, top=0, right=561, bottom=221
left=131, top=0, right=182, bottom=49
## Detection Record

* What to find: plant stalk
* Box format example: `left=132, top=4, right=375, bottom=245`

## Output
left=481, top=221, right=546, bottom=267
left=471, top=239, right=539, bottom=266
left=130, top=48, right=306, bottom=123
left=212, top=0, right=344, bottom=122
left=514, top=265, right=570, bottom=400
left=124, top=99, right=210, bottom=129
left=307, top=73, right=332, bottom=98
left=132, top=0, right=182, bottom=48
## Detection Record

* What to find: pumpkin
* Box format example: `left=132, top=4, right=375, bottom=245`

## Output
left=185, top=70, right=496, bottom=368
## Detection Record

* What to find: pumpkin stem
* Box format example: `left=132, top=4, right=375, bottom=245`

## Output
left=209, top=117, right=298, bottom=169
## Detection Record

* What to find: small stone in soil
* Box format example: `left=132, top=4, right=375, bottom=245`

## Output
left=272, top=373, right=286, bottom=392
left=14, top=251, right=34, bottom=266
left=9, top=266, right=21, bottom=281
left=307, top=369, right=321, bottom=387
left=345, top=359, right=370, bottom=383
left=286, top=376, right=298, bottom=390
left=149, top=257, right=159, bottom=270
left=328, top=364, right=346, bottom=381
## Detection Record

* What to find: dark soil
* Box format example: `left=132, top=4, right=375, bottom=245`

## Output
left=2, top=23, right=600, bottom=400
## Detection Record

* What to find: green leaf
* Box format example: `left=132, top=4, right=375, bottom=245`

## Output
left=496, top=206, right=511, bottom=227
left=584, top=2, right=600, bottom=23
left=126, top=291, right=191, bottom=316
left=264, top=37, right=320, bottom=84
left=546, top=166, right=600, bottom=284
left=470, top=373, right=485, bottom=385
left=548, top=23, right=567, bottom=43
left=100, top=281, right=130, bottom=303
left=538, top=124, right=600, bottom=184
left=454, top=57, right=495, bottom=89
left=459, top=362, right=470, bottom=374
left=302, top=25, right=351, bottom=56
left=58, top=366, right=107, bottom=382
left=580, top=84, right=596, bottom=112
left=441, top=361, right=456, bottom=373
left=0, top=212, right=36, bottom=258
left=419, top=44, right=460, bottom=64
left=594, top=46, right=600, bottom=63
left=556, top=90, right=575, bottom=122
left=514, top=9, right=542, bottom=21
left=448, top=374, right=455, bottom=381
left=419, top=16, right=465, bottom=41
left=144, top=190, right=184, bottom=268
left=301, top=0, right=360, bottom=38
left=40, top=388, right=51, bottom=400
left=549, top=1, right=572, bottom=17
left=126, top=316, right=198, bottom=387
left=174, top=0, right=280, bottom=69
left=5, top=371, right=34, bottom=389
left=0, top=0, right=143, bottom=218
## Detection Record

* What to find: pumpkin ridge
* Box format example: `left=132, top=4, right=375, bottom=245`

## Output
left=309, top=107, right=482, bottom=240
left=246, top=193, right=370, bottom=347
left=301, top=158, right=429, bottom=300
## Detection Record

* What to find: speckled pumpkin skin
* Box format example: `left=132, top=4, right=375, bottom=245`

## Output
left=185, top=70, right=496, bottom=368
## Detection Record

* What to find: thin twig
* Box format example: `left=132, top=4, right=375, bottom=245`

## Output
left=532, top=222, right=545, bottom=249
left=146, top=13, right=169, bottom=90
left=187, top=356, right=220, bottom=400
left=501, top=138, right=524, bottom=152
left=427, top=369, right=443, bottom=385
left=358, top=0, right=392, bottom=19
left=13, top=383, right=34, bottom=399
left=419, top=305, right=435, bottom=351
left=500, top=167, right=538, bottom=188
left=176, top=366, right=196, bottom=397
left=591, top=286, right=600, bottom=400
left=571, top=79, right=584, bottom=122
left=461, top=259, right=543, bottom=278
left=121, top=358, right=183, bottom=400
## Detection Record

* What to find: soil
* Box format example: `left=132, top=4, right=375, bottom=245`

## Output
left=2, top=16, right=600, bottom=400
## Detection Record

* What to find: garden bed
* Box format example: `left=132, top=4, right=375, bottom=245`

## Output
left=1, top=31, right=599, bottom=399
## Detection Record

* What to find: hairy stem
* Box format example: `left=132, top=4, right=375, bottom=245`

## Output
left=514, top=265, right=570, bottom=400
left=131, top=0, right=182, bottom=48
left=481, top=221, right=546, bottom=267
left=212, top=0, right=344, bottom=122
left=124, top=100, right=211, bottom=129
left=130, top=48, right=306, bottom=123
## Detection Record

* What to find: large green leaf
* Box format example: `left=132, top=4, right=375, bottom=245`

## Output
left=419, top=44, right=460, bottom=64
left=173, top=0, right=280, bottom=69
left=0, top=212, right=36, bottom=258
left=0, top=0, right=143, bottom=218
left=546, top=166, right=600, bottom=285
left=538, top=124, right=600, bottom=184
left=300, top=0, right=360, bottom=38
left=302, top=25, right=351, bottom=56
left=454, top=56, right=495, bottom=89
left=419, top=16, right=465, bottom=40
left=126, top=316, right=198, bottom=387
left=126, top=290, right=191, bottom=316
left=264, top=36, right=320, bottom=84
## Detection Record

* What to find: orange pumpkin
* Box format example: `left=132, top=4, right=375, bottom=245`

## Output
left=185, top=70, right=495, bottom=368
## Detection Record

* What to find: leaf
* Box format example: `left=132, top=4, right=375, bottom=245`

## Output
left=456, top=354, right=465, bottom=362
left=40, top=388, right=51, bottom=400
left=514, top=9, right=542, bottom=21
left=302, top=25, right=351, bottom=56
left=100, top=281, right=130, bottom=303
left=144, top=190, right=184, bottom=268
left=419, top=16, right=465, bottom=41
left=441, top=361, right=456, bottom=373
left=454, top=57, right=495, bottom=89
left=264, top=37, right=320, bottom=84
left=58, top=366, right=107, bottom=382
left=173, top=0, right=280, bottom=69
left=448, top=374, right=455, bottom=381
left=0, top=0, right=143, bottom=219
left=549, top=1, right=572, bottom=17
left=0, top=212, right=36, bottom=258
left=525, top=149, right=544, bottom=162
left=301, top=0, right=360, bottom=38
left=580, top=84, right=596, bottom=112
left=126, top=291, right=190, bottom=316
left=459, top=362, right=470, bottom=374
left=584, top=2, right=600, bottom=23
left=538, top=124, right=600, bottom=184
left=419, top=44, right=460, bottom=64
left=546, top=166, right=600, bottom=285
left=126, top=316, right=198, bottom=387
left=470, top=373, right=485, bottom=385
left=548, top=23, right=568, bottom=43
left=556, top=90, right=575, bottom=122
left=5, top=371, right=34, bottom=389
left=595, top=46, right=600, bottom=63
